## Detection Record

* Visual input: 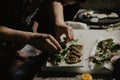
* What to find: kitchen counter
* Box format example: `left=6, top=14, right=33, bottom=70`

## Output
left=39, top=29, right=120, bottom=79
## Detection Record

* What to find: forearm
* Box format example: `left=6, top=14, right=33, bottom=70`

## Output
left=52, top=1, right=65, bottom=26
left=47, top=1, right=66, bottom=27
left=32, top=21, right=39, bottom=33
left=0, top=26, right=34, bottom=44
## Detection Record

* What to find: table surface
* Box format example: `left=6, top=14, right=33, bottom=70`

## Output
left=43, top=29, right=120, bottom=77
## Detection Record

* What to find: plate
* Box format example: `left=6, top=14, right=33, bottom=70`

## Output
left=46, top=40, right=84, bottom=67
left=46, top=51, right=84, bottom=67
left=89, top=37, right=120, bottom=70
left=74, top=10, right=120, bottom=25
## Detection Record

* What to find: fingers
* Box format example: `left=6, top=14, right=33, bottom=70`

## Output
left=47, top=35, right=62, bottom=51
left=70, top=28, right=73, bottom=40
left=45, top=39, right=58, bottom=53
left=30, top=33, right=62, bottom=53
left=64, top=27, right=74, bottom=44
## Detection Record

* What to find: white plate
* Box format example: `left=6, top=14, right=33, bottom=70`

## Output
left=46, top=43, right=84, bottom=67
left=89, top=37, right=120, bottom=70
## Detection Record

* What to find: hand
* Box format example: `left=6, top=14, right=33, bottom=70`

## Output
left=28, top=33, right=62, bottom=53
left=55, top=24, right=74, bottom=44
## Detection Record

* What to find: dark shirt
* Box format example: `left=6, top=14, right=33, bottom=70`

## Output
left=0, top=0, right=43, bottom=31
left=0, top=0, right=44, bottom=56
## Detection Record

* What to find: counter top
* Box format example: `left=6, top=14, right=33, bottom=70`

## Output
left=42, top=29, right=120, bottom=78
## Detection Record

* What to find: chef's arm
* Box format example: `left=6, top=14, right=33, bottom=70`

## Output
left=0, top=25, right=62, bottom=51
left=47, top=1, right=66, bottom=27
left=46, top=1, right=74, bottom=43
left=0, top=26, right=33, bottom=44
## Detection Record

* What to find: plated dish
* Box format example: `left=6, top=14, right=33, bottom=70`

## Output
left=89, top=38, right=120, bottom=70
left=47, top=39, right=84, bottom=67
left=75, top=10, right=120, bottom=25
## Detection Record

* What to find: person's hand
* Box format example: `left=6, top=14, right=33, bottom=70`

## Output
left=28, top=33, right=62, bottom=53
left=55, top=24, right=74, bottom=44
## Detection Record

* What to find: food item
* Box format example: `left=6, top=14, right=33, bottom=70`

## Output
left=90, top=38, right=120, bottom=64
left=81, top=73, right=93, bottom=80
left=90, top=18, right=99, bottom=22
left=107, top=12, right=119, bottom=18
left=49, top=39, right=83, bottom=65
left=82, top=11, right=94, bottom=18
left=82, top=11, right=119, bottom=19
left=65, top=44, right=83, bottom=64
left=82, top=11, right=107, bottom=19
left=96, top=13, right=107, bottom=19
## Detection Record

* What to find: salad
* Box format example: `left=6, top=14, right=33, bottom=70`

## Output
left=90, top=38, right=120, bottom=64
left=48, top=39, right=83, bottom=65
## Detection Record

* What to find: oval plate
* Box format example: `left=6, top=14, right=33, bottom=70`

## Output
left=75, top=9, right=120, bottom=25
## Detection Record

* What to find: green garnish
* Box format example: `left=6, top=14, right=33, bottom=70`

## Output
left=92, top=38, right=120, bottom=64
left=49, top=39, right=79, bottom=65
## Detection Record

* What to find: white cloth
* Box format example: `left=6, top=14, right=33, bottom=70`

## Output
left=65, top=21, right=89, bottom=29
left=20, top=44, right=36, bottom=57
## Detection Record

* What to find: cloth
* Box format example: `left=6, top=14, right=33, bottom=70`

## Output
left=65, top=21, right=89, bottom=29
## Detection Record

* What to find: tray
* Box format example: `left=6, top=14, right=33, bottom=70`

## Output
left=74, top=9, right=120, bottom=25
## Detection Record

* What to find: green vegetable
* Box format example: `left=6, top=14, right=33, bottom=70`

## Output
left=92, top=38, right=120, bottom=64
left=49, top=39, right=79, bottom=65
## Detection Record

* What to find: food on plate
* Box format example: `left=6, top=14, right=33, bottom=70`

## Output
left=82, top=11, right=94, bottom=18
left=89, top=13, right=107, bottom=19
left=96, top=13, right=107, bottom=19
left=82, top=11, right=107, bottom=19
left=107, top=12, right=119, bottom=18
left=90, top=18, right=99, bottom=22
left=65, top=44, right=83, bottom=64
left=49, top=39, right=83, bottom=65
left=90, top=38, right=120, bottom=64
left=82, top=11, right=119, bottom=20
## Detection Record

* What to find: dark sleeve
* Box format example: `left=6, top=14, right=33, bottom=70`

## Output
left=0, top=0, right=16, bottom=26
left=76, top=0, right=87, bottom=3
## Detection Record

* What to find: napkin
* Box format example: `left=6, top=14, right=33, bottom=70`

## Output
left=20, top=44, right=37, bottom=57
left=65, top=21, right=89, bottom=29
